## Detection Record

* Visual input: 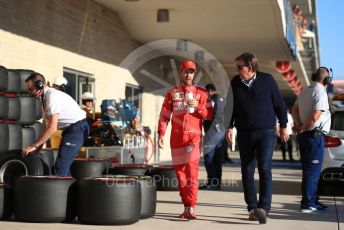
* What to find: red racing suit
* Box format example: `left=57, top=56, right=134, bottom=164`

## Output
left=158, top=83, right=213, bottom=207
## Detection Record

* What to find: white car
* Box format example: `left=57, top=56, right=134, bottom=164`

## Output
left=322, top=107, right=344, bottom=170
left=318, top=107, right=344, bottom=196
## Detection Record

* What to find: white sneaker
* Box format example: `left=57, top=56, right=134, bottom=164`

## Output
left=301, top=206, right=317, bottom=213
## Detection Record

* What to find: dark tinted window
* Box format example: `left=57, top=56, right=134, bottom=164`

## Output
left=332, top=111, right=344, bottom=130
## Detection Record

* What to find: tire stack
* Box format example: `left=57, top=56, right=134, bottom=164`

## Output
left=0, top=66, right=46, bottom=187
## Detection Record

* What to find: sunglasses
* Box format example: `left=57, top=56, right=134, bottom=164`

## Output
left=236, top=64, right=249, bottom=70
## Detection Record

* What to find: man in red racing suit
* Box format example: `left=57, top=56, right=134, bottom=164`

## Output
left=158, top=60, right=213, bottom=219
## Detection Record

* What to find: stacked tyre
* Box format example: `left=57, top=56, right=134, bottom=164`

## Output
left=0, top=66, right=46, bottom=186
left=0, top=67, right=43, bottom=151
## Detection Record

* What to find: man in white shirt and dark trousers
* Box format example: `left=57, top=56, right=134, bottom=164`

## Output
left=292, top=67, right=332, bottom=213
left=22, top=73, right=89, bottom=176
left=276, top=111, right=295, bottom=161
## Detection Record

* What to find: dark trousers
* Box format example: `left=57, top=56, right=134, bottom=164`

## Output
left=237, top=129, right=275, bottom=213
left=203, top=136, right=226, bottom=187
left=278, top=135, right=293, bottom=160
left=53, top=119, right=89, bottom=176
left=297, top=131, right=324, bottom=208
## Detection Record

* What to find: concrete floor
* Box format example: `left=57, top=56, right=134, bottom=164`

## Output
left=0, top=152, right=343, bottom=230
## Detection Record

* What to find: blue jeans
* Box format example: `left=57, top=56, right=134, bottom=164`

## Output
left=237, top=129, right=275, bottom=213
left=297, top=131, right=324, bottom=208
left=53, top=119, right=89, bottom=176
left=203, top=133, right=226, bottom=187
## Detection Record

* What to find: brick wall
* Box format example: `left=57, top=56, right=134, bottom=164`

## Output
left=0, top=0, right=174, bottom=162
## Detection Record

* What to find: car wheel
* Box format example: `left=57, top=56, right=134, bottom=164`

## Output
left=318, top=167, right=344, bottom=196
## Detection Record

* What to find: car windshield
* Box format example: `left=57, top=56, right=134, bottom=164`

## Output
left=332, top=111, right=344, bottom=131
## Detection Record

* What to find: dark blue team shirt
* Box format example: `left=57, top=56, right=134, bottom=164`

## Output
left=229, top=71, right=287, bottom=130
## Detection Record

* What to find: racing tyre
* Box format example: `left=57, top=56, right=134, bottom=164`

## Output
left=151, top=165, right=178, bottom=191
left=78, top=177, right=141, bottom=225
left=8, top=124, right=22, bottom=152
left=21, top=126, right=35, bottom=149
left=0, top=66, right=8, bottom=92
left=0, top=96, right=9, bottom=119
left=7, top=70, right=20, bottom=93
left=0, top=124, right=9, bottom=154
left=136, top=176, right=156, bottom=218
left=70, top=159, right=107, bottom=180
left=7, top=96, right=20, bottom=120
left=0, top=183, right=13, bottom=220
left=35, top=97, right=42, bottom=120
left=18, top=96, right=36, bottom=125
left=108, top=164, right=149, bottom=176
left=14, top=176, right=76, bottom=222
left=31, top=122, right=43, bottom=139
left=36, top=149, right=55, bottom=175
left=16, top=69, right=34, bottom=94
left=103, top=175, right=156, bottom=219
left=0, top=152, right=44, bottom=187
